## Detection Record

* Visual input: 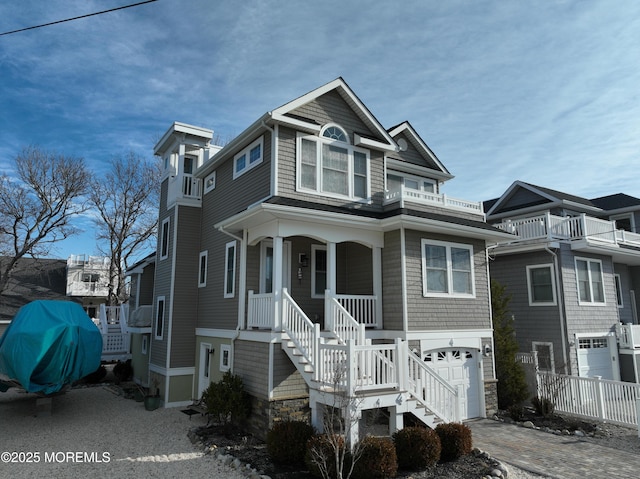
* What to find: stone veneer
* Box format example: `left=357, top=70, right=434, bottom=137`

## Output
left=484, top=379, right=498, bottom=417
left=246, top=395, right=311, bottom=439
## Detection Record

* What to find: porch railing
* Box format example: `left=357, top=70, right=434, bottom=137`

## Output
left=616, top=323, right=640, bottom=349
left=494, top=213, right=640, bottom=248
left=334, top=293, right=378, bottom=328
left=406, top=348, right=460, bottom=423
left=325, top=294, right=365, bottom=346
left=247, top=291, right=274, bottom=329
left=537, top=371, right=640, bottom=427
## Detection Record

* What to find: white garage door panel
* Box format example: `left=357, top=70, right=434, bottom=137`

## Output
left=423, top=348, right=480, bottom=419
left=577, top=337, right=614, bottom=379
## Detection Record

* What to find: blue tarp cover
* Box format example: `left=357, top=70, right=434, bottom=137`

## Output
left=0, top=300, right=102, bottom=394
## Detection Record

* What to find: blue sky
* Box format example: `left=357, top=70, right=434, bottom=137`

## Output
left=1, top=0, right=639, bottom=260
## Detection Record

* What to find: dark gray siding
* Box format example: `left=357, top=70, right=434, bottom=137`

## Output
left=615, top=263, right=634, bottom=324
left=272, top=348, right=308, bottom=400
left=488, top=250, right=564, bottom=360
left=197, top=132, right=273, bottom=330
left=404, top=230, right=491, bottom=331
left=388, top=132, right=441, bottom=172
left=337, top=242, right=373, bottom=295
left=234, top=340, right=270, bottom=399
left=138, top=263, right=155, bottom=306
left=382, top=230, right=404, bottom=330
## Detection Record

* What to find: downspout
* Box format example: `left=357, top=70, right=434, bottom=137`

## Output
left=261, top=120, right=277, bottom=197
left=546, top=246, right=569, bottom=372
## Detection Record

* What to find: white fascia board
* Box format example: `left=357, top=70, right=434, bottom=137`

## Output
left=271, top=112, right=321, bottom=133
left=386, top=158, right=453, bottom=182
left=488, top=241, right=561, bottom=256
left=127, top=327, right=152, bottom=334
left=353, top=133, right=396, bottom=152
left=154, top=122, right=213, bottom=156
left=381, top=214, right=514, bottom=242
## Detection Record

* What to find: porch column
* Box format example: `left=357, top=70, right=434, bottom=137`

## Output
left=326, top=241, right=337, bottom=295
left=373, top=246, right=383, bottom=329
left=273, top=236, right=284, bottom=331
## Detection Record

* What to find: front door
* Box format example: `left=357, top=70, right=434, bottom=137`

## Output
left=261, top=240, right=291, bottom=293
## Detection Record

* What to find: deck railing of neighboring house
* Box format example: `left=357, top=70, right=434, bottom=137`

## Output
left=66, top=281, right=110, bottom=297
left=537, top=371, right=640, bottom=427
left=384, top=186, right=484, bottom=216
left=616, top=323, right=640, bottom=349
left=494, top=213, right=640, bottom=248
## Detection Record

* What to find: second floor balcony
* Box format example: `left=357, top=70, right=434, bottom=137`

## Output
left=384, top=185, right=484, bottom=217
left=167, top=173, right=202, bottom=207
left=493, top=213, right=640, bottom=249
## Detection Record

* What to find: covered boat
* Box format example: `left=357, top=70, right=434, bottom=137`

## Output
left=0, top=300, right=102, bottom=394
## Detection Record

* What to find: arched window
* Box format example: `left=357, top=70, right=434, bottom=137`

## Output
left=297, top=124, right=369, bottom=200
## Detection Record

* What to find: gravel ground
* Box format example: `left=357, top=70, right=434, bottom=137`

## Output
left=0, top=385, right=247, bottom=479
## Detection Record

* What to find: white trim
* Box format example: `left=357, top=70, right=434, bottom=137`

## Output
left=204, top=171, right=216, bottom=193
left=574, top=257, right=606, bottom=305
left=400, top=227, right=408, bottom=332
left=154, top=296, right=166, bottom=340
left=421, top=238, right=476, bottom=298
left=160, top=217, right=170, bottom=260
left=233, top=136, right=264, bottom=179
left=224, top=241, right=237, bottom=298
left=198, top=250, right=208, bottom=288
left=614, top=273, right=624, bottom=308
left=526, top=263, right=557, bottom=306
left=141, top=335, right=148, bottom=355
left=149, top=363, right=195, bottom=376
left=311, top=244, right=327, bottom=299
left=219, top=344, right=231, bottom=372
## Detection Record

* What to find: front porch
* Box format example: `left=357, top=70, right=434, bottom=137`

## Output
left=97, top=304, right=131, bottom=362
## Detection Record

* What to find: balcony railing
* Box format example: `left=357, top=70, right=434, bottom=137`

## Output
left=167, top=173, right=202, bottom=206
left=494, top=213, right=640, bottom=248
left=67, top=281, right=110, bottom=297
left=617, top=323, right=640, bottom=349
left=384, top=186, right=484, bottom=216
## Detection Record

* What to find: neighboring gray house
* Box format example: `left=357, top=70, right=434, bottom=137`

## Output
left=485, top=181, right=640, bottom=383
left=146, top=78, right=512, bottom=440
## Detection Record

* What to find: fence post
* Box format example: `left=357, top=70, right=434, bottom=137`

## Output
left=594, top=376, right=606, bottom=421
left=637, top=399, right=640, bottom=438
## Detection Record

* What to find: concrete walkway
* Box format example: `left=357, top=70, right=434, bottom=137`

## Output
left=468, top=419, right=640, bottom=479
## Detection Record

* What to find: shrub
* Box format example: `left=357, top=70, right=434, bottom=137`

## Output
left=393, top=426, right=441, bottom=470
left=202, top=371, right=251, bottom=433
left=352, top=436, right=397, bottom=479
left=532, top=396, right=555, bottom=417
left=435, top=423, right=472, bottom=462
left=266, top=420, right=315, bottom=466
left=113, top=359, right=133, bottom=383
left=305, top=434, right=351, bottom=479
left=508, top=404, right=525, bottom=421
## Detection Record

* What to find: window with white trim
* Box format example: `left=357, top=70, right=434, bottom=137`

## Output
left=421, top=239, right=475, bottom=297
left=204, top=171, right=216, bottom=193
left=198, top=251, right=208, bottom=288
left=160, top=218, right=170, bottom=260
left=386, top=171, right=436, bottom=195
left=526, top=264, right=557, bottom=306
left=155, top=296, right=165, bottom=340
left=220, top=344, right=231, bottom=372
left=233, top=136, right=263, bottom=179
left=297, top=125, right=370, bottom=200
left=614, top=274, right=623, bottom=307
left=575, top=258, right=605, bottom=304
left=224, top=241, right=236, bottom=298
left=532, top=342, right=555, bottom=373
left=311, top=245, right=327, bottom=299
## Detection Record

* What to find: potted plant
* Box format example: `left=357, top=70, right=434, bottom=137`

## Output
left=143, top=379, right=161, bottom=411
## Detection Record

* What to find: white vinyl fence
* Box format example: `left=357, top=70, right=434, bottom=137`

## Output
left=537, top=372, right=640, bottom=427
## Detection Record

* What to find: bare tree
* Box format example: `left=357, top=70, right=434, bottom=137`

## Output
left=0, top=146, right=90, bottom=296
left=88, top=152, right=160, bottom=305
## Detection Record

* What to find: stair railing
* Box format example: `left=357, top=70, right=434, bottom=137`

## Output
left=282, top=288, right=320, bottom=373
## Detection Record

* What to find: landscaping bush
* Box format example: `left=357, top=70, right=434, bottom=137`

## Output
left=113, top=359, right=133, bottom=383
left=435, top=423, right=472, bottom=462
left=532, top=396, right=555, bottom=417
left=305, top=434, right=351, bottom=479
left=202, top=371, right=251, bottom=433
left=508, top=403, right=526, bottom=421
left=352, top=436, right=397, bottom=479
left=393, top=426, right=441, bottom=470
left=266, top=420, right=315, bottom=466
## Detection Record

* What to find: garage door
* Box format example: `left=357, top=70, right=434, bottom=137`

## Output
left=577, top=337, right=614, bottom=379
left=422, top=348, right=480, bottom=419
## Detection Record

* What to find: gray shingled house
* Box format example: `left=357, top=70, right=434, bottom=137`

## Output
left=485, top=181, right=640, bottom=383
left=138, top=78, right=513, bottom=440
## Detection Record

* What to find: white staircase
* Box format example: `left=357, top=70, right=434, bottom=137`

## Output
left=279, top=289, right=459, bottom=431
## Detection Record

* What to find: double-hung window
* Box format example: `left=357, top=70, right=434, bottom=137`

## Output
left=297, top=125, right=370, bottom=200
left=224, top=241, right=236, bottom=298
left=575, top=258, right=605, bottom=304
left=421, top=239, right=474, bottom=297
left=526, top=264, right=556, bottom=306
